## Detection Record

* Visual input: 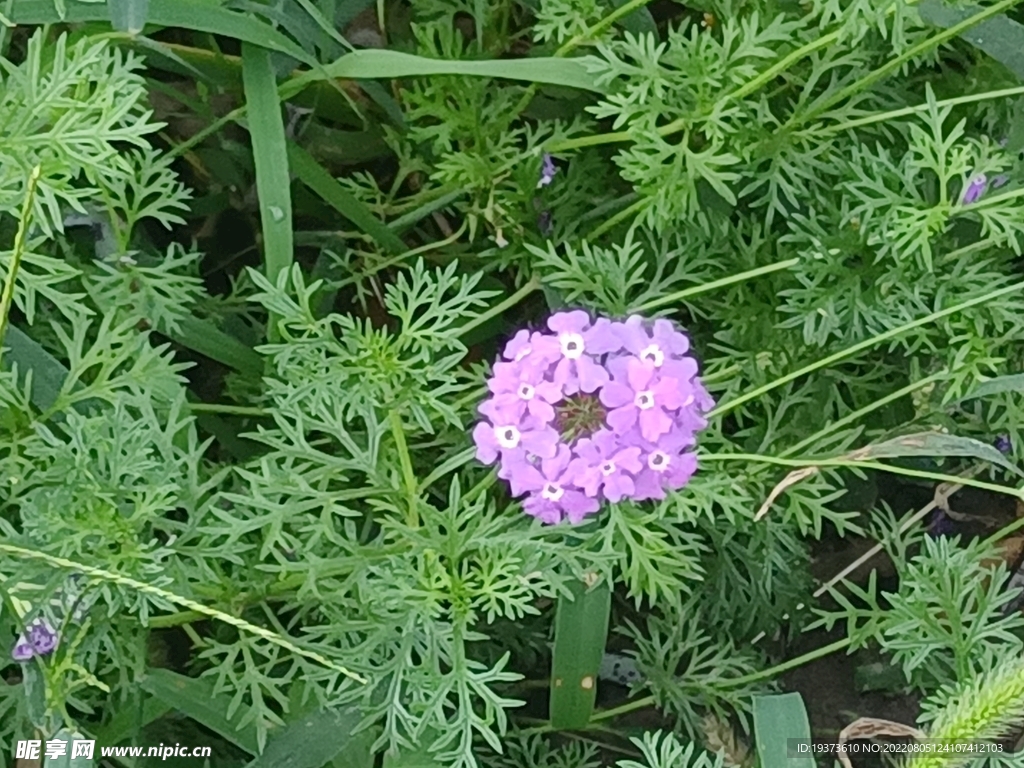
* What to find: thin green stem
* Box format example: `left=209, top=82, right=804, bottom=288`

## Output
left=780, top=372, right=947, bottom=458
left=187, top=403, right=268, bottom=417
left=457, top=275, right=541, bottom=338
left=702, top=453, right=1023, bottom=499
left=630, top=258, right=800, bottom=314
left=389, top=410, right=420, bottom=528
left=0, top=165, right=41, bottom=366
left=588, top=197, right=648, bottom=239
left=708, top=281, right=1024, bottom=419
left=785, top=0, right=1024, bottom=131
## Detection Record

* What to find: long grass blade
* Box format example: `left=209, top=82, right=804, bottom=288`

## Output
left=242, top=42, right=294, bottom=342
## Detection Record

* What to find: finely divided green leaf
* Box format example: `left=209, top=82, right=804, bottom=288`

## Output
left=285, top=50, right=605, bottom=94
left=856, top=432, right=1023, bottom=477
left=549, top=577, right=611, bottom=730
left=140, top=669, right=260, bottom=755
left=919, top=0, right=1024, bottom=80
left=288, top=142, right=407, bottom=254
left=753, top=692, right=815, bottom=768
left=242, top=42, right=294, bottom=326
left=245, top=707, right=374, bottom=768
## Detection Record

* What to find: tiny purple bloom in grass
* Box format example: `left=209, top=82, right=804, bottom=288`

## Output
left=538, top=153, right=557, bottom=188
left=962, top=173, right=988, bottom=204
left=12, top=618, right=58, bottom=661
left=474, top=311, right=712, bottom=524
left=996, top=434, right=1013, bottom=455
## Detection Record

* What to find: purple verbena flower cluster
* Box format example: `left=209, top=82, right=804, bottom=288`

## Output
left=473, top=311, right=713, bottom=525
left=12, top=617, right=58, bottom=661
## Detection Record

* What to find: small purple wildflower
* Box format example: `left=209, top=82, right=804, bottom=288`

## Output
left=996, top=434, right=1013, bottom=455
left=474, top=310, right=712, bottom=524
left=11, top=618, right=58, bottom=661
left=538, top=153, right=557, bottom=188
left=962, top=173, right=988, bottom=205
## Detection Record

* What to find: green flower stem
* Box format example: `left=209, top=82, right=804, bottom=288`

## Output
left=709, top=280, right=1024, bottom=419
left=186, top=403, right=268, bottom=417
left=786, top=0, right=1024, bottom=131
left=585, top=637, right=852, bottom=725
left=0, top=542, right=367, bottom=683
left=389, top=409, right=420, bottom=528
left=701, top=453, right=1023, bottom=499
left=457, top=275, right=540, bottom=338
left=0, top=164, right=40, bottom=365
left=630, top=258, right=799, bottom=314
left=588, top=197, right=649, bottom=239
left=780, top=371, right=947, bottom=458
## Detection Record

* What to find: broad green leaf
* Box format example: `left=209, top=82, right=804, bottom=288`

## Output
left=288, top=142, right=407, bottom=254
left=10, top=0, right=316, bottom=66
left=140, top=669, right=260, bottom=755
left=853, top=432, right=1023, bottom=478
left=108, top=0, right=149, bottom=33
left=245, top=707, right=374, bottom=768
left=92, top=695, right=173, bottom=746
left=168, top=316, right=264, bottom=376
left=242, top=42, right=294, bottom=310
left=549, top=577, right=611, bottom=730
left=283, top=50, right=605, bottom=96
left=44, top=728, right=94, bottom=768
left=919, top=1, right=1024, bottom=80
left=752, top=692, right=815, bottom=768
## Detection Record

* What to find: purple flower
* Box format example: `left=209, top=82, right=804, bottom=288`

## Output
left=630, top=429, right=699, bottom=501
left=568, top=430, right=642, bottom=502
left=962, top=173, right=988, bottom=204
left=12, top=618, right=58, bottom=661
left=522, top=446, right=599, bottom=524
left=472, top=418, right=559, bottom=466
left=536, top=312, right=619, bottom=395
left=473, top=312, right=712, bottom=524
left=538, top=154, right=557, bottom=188
left=480, top=361, right=563, bottom=424
left=995, top=434, right=1013, bottom=455
left=600, top=358, right=685, bottom=442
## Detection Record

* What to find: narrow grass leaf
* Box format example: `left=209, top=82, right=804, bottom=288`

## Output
left=549, top=577, right=611, bottom=730
left=242, top=41, right=294, bottom=341
left=108, top=0, right=150, bottom=34
left=140, top=668, right=261, bottom=755
left=10, top=0, right=316, bottom=66
left=91, top=696, right=173, bottom=747
left=956, top=372, right=1024, bottom=402
left=288, top=141, right=407, bottom=253
left=245, top=707, right=373, bottom=768
left=851, top=431, right=1024, bottom=478
left=753, top=692, right=815, bottom=768
left=284, top=50, right=604, bottom=95
left=168, top=316, right=264, bottom=376
left=919, top=0, right=1024, bottom=80
left=1, top=325, right=71, bottom=413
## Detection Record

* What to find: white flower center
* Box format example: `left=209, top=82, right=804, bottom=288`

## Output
left=640, top=344, right=664, bottom=367
left=517, top=383, right=535, bottom=400
left=634, top=390, right=655, bottom=410
left=514, top=345, right=532, bottom=362
left=495, top=425, right=521, bottom=449
left=542, top=482, right=564, bottom=501
left=601, top=461, right=616, bottom=476
left=559, top=332, right=585, bottom=360
left=648, top=451, right=670, bottom=472
left=682, top=394, right=694, bottom=407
